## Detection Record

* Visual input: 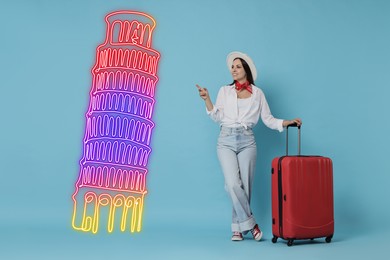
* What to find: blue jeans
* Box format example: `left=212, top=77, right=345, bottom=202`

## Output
left=217, top=126, right=257, bottom=233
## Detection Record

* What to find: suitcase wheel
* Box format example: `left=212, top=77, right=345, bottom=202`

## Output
left=325, top=235, right=333, bottom=243
left=272, top=236, right=278, bottom=243
left=287, top=239, right=294, bottom=247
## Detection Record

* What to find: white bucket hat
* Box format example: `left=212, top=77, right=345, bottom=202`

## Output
left=226, top=51, right=257, bottom=81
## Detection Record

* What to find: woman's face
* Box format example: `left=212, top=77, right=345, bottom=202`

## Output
left=231, top=58, right=247, bottom=83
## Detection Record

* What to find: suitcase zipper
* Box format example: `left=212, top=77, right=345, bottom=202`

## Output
left=278, top=156, right=286, bottom=238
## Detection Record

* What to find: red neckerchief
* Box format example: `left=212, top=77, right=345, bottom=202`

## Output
left=235, top=80, right=252, bottom=93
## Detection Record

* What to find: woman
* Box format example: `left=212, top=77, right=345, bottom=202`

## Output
left=196, top=51, right=302, bottom=241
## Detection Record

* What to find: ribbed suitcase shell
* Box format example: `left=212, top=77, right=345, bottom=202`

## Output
left=271, top=155, right=334, bottom=246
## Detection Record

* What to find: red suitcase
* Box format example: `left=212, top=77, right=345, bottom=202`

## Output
left=271, top=124, right=334, bottom=246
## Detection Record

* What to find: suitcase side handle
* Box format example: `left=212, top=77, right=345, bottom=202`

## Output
left=286, top=123, right=301, bottom=156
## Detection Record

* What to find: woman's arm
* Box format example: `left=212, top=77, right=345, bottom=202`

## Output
left=258, top=89, right=302, bottom=131
left=196, top=84, right=213, bottom=111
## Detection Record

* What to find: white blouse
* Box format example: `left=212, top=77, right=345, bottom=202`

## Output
left=207, top=84, right=284, bottom=132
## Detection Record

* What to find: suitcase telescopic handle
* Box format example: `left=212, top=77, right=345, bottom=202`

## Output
left=286, top=123, right=301, bottom=156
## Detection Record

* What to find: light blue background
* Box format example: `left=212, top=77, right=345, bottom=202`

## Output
left=1, top=0, right=389, bottom=259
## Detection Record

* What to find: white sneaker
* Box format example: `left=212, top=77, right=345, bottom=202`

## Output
left=231, top=231, right=243, bottom=241
left=251, top=224, right=263, bottom=241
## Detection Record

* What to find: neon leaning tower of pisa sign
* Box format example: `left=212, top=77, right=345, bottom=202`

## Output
left=71, top=10, right=161, bottom=234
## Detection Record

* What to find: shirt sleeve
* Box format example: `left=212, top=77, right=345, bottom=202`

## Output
left=260, top=92, right=284, bottom=132
left=206, top=87, right=224, bottom=123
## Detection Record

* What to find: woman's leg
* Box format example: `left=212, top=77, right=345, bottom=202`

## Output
left=237, top=143, right=256, bottom=205
left=236, top=142, right=257, bottom=232
left=217, top=146, right=256, bottom=232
